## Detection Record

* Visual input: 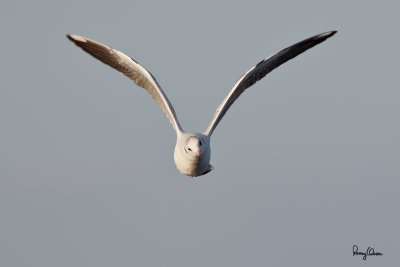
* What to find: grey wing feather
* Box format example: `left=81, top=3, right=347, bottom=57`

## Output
left=66, top=34, right=182, bottom=133
left=205, top=31, right=337, bottom=136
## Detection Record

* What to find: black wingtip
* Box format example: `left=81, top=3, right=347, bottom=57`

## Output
left=66, top=34, right=73, bottom=42
left=320, top=31, right=337, bottom=38
left=307, top=31, right=337, bottom=46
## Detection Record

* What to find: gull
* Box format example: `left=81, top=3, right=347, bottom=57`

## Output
left=66, top=31, right=336, bottom=177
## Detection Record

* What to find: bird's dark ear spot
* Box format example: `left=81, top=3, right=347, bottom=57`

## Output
left=199, top=141, right=202, bottom=146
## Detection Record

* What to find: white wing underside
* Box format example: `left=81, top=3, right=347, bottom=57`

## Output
left=67, top=31, right=336, bottom=137
left=204, top=31, right=337, bottom=136
left=66, top=34, right=182, bottom=133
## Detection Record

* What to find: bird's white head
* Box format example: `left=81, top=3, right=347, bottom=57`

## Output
left=184, top=136, right=203, bottom=157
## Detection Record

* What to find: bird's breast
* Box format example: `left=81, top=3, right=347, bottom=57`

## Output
left=173, top=147, right=210, bottom=177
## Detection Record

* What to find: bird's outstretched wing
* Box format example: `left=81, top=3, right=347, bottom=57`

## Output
left=204, top=31, right=336, bottom=136
left=67, top=34, right=182, bottom=133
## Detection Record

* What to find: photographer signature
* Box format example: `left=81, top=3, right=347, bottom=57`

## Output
left=353, top=245, right=383, bottom=260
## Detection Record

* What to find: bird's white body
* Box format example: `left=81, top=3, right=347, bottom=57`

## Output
left=174, top=132, right=212, bottom=177
left=67, top=31, right=336, bottom=177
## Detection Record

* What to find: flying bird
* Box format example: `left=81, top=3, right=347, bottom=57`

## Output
left=66, top=31, right=336, bottom=177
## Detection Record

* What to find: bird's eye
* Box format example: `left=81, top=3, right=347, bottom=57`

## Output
left=188, top=148, right=192, bottom=151
left=199, top=141, right=202, bottom=146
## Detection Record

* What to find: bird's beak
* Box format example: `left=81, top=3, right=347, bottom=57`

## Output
left=196, top=149, right=201, bottom=156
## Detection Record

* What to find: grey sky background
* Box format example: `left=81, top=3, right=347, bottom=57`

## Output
left=1, top=0, right=399, bottom=266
